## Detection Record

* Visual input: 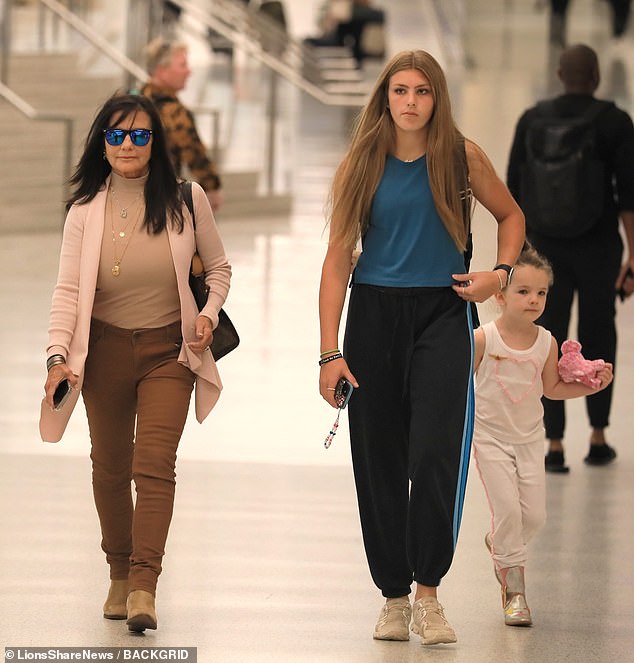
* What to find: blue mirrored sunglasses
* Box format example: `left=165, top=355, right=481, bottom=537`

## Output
left=103, top=128, right=153, bottom=147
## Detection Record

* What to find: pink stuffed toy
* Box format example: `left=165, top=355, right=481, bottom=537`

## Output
left=558, top=340, right=606, bottom=389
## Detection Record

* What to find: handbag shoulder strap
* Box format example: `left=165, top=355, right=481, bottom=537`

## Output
left=456, top=135, right=472, bottom=234
left=181, top=181, right=195, bottom=230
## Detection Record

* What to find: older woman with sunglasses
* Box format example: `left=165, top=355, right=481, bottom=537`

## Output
left=39, top=93, right=231, bottom=632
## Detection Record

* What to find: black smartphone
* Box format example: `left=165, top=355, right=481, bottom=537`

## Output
left=53, top=379, right=72, bottom=411
left=334, top=378, right=354, bottom=409
left=617, top=266, right=633, bottom=302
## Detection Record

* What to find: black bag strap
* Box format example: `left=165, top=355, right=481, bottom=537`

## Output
left=182, top=181, right=203, bottom=277
left=181, top=181, right=195, bottom=230
left=455, top=137, right=474, bottom=270
left=456, top=137, right=480, bottom=328
left=456, top=136, right=472, bottom=235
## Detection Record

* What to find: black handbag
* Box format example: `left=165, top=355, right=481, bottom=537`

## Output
left=182, top=182, right=239, bottom=360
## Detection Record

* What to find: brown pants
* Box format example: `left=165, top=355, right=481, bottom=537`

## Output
left=82, top=318, right=194, bottom=595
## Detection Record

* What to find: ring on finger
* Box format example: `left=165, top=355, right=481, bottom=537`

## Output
left=326, top=387, right=335, bottom=391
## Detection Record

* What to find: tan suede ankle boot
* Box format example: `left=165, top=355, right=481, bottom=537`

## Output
left=126, top=590, right=157, bottom=632
left=103, top=579, right=129, bottom=620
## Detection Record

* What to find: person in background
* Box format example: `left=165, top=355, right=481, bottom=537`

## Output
left=141, top=37, right=224, bottom=211
left=318, top=49, right=524, bottom=645
left=304, top=0, right=385, bottom=67
left=507, top=44, right=634, bottom=472
left=473, top=245, right=613, bottom=627
left=40, top=93, right=231, bottom=633
left=549, top=0, right=631, bottom=46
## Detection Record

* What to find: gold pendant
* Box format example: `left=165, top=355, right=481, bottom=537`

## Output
left=120, top=209, right=127, bottom=218
left=112, top=264, right=120, bottom=276
left=119, top=231, right=125, bottom=238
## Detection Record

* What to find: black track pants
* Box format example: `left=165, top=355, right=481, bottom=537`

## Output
left=344, top=284, right=474, bottom=597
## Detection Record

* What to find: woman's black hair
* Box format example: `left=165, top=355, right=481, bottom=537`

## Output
left=67, top=92, right=184, bottom=234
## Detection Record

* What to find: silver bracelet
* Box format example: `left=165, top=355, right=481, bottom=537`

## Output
left=46, top=354, right=66, bottom=371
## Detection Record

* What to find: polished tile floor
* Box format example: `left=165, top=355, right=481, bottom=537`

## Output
left=1, top=0, right=634, bottom=661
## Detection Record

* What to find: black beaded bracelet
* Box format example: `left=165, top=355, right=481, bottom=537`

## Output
left=46, top=354, right=66, bottom=371
left=318, top=352, right=343, bottom=366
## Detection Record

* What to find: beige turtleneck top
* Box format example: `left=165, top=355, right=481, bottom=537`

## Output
left=92, top=172, right=181, bottom=329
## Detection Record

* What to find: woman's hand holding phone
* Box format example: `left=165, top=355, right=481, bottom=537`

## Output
left=334, top=378, right=354, bottom=409
left=319, top=357, right=358, bottom=409
left=44, top=363, right=78, bottom=411
left=53, top=379, right=73, bottom=410
left=322, top=365, right=358, bottom=449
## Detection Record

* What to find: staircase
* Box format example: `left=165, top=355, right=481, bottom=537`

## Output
left=0, top=52, right=119, bottom=233
left=0, top=0, right=393, bottom=233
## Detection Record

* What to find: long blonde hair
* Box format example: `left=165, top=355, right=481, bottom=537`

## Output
left=328, top=50, right=469, bottom=251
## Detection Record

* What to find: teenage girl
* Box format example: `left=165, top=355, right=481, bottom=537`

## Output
left=318, top=49, right=525, bottom=645
left=473, top=245, right=613, bottom=626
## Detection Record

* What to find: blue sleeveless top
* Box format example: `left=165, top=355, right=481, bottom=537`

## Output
left=354, top=155, right=465, bottom=287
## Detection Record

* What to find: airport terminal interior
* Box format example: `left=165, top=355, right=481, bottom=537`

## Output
left=1, top=0, right=633, bottom=661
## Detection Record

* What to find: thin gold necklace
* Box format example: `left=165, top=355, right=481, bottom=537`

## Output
left=110, top=201, right=143, bottom=276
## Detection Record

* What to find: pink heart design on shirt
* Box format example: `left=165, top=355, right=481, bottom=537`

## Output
left=491, top=354, right=539, bottom=404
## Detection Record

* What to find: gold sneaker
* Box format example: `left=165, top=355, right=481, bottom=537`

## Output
left=411, top=596, right=457, bottom=645
left=504, top=593, right=533, bottom=626
left=373, top=597, right=411, bottom=641
left=502, top=566, right=532, bottom=627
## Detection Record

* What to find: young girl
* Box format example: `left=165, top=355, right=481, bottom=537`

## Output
left=473, top=245, right=613, bottom=627
left=318, top=50, right=525, bottom=645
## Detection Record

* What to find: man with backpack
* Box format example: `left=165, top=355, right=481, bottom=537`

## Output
left=507, top=43, right=634, bottom=473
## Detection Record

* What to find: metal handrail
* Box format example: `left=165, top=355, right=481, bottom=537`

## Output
left=37, top=0, right=148, bottom=86
left=0, top=80, right=74, bottom=213
left=171, top=0, right=369, bottom=107
left=36, top=0, right=222, bottom=154
left=1, top=0, right=365, bottom=207
left=0, top=0, right=12, bottom=83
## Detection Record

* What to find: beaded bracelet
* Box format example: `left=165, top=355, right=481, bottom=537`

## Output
left=46, top=354, right=66, bottom=372
left=318, top=352, right=343, bottom=366
left=320, top=348, right=340, bottom=358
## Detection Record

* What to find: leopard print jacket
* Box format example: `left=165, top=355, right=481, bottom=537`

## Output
left=141, top=83, right=221, bottom=191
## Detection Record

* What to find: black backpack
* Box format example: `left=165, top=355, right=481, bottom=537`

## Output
left=520, top=99, right=612, bottom=238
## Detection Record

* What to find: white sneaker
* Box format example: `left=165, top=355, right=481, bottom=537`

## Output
left=373, top=597, right=411, bottom=641
left=411, top=596, right=457, bottom=645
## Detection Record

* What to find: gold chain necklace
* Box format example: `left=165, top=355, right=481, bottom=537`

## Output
left=110, top=200, right=143, bottom=277
left=111, top=204, right=141, bottom=239
left=110, top=187, right=143, bottom=221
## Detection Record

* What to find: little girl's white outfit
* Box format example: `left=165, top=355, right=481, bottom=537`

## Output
left=473, top=321, right=552, bottom=569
